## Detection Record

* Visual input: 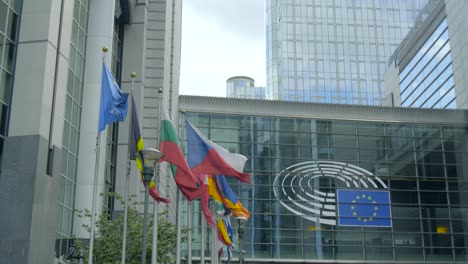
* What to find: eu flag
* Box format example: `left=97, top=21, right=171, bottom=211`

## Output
left=98, top=63, right=129, bottom=132
left=337, top=189, right=392, bottom=227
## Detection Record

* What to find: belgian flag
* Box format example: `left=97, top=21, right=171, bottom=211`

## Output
left=129, top=95, right=144, bottom=171
left=130, top=95, right=169, bottom=204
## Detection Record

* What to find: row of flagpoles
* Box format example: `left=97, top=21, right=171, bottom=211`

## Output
left=93, top=51, right=251, bottom=263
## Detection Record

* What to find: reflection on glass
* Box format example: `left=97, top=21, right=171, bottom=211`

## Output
left=399, top=18, right=456, bottom=109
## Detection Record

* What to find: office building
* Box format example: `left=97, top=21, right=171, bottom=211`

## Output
left=384, top=0, right=468, bottom=109
left=226, top=76, right=266, bottom=99
left=179, top=95, right=468, bottom=263
left=266, top=0, right=429, bottom=104
left=0, top=0, right=182, bottom=263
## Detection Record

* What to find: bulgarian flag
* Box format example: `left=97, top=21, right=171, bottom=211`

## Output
left=159, top=104, right=202, bottom=201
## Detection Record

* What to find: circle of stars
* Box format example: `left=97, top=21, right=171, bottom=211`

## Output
left=351, top=193, right=378, bottom=223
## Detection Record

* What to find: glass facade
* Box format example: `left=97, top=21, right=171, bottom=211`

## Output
left=56, top=0, right=89, bottom=257
left=266, top=0, right=428, bottom=104
left=399, top=18, right=455, bottom=109
left=182, top=112, right=468, bottom=262
left=0, top=0, right=21, bottom=167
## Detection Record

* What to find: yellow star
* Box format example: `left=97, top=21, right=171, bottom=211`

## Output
left=358, top=217, right=361, bottom=221
left=372, top=201, right=376, bottom=203
left=356, top=196, right=360, bottom=200
left=364, top=219, right=368, bottom=222
left=368, top=196, right=372, bottom=200
left=352, top=200, right=356, bottom=203
left=374, top=207, right=378, bottom=210
left=373, top=212, right=377, bottom=217
left=362, top=194, right=366, bottom=198
left=351, top=206, right=355, bottom=210
left=353, top=212, right=357, bottom=216
left=369, top=218, right=373, bottom=221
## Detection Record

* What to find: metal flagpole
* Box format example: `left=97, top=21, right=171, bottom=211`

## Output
left=151, top=88, right=163, bottom=264
left=211, top=200, right=218, bottom=264
left=88, top=132, right=101, bottom=264
left=201, top=212, right=206, bottom=264
left=88, top=47, right=108, bottom=264
left=175, top=190, right=182, bottom=264
left=151, top=164, right=160, bottom=264
left=176, top=110, right=188, bottom=264
left=187, top=201, right=192, bottom=264
left=121, top=72, right=136, bottom=264
left=180, top=110, right=193, bottom=264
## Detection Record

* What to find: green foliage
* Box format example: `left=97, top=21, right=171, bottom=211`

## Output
left=73, top=193, right=183, bottom=264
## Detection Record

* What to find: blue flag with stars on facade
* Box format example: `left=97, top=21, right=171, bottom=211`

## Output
left=98, top=63, right=129, bottom=132
left=337, top=189, right=392, bottom=227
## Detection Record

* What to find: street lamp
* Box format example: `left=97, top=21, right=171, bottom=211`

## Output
left=236, top=217, right=247, bottom=264
left=139, top=148, right=164, bottom=264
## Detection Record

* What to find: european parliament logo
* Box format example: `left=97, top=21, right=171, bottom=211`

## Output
left=337, top=189, right=392, bottom=227
left=273, top=161, right=392, bottom=227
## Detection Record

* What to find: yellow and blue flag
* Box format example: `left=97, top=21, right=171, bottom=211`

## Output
left=98, top=63, right=128, bottom=132
left=217, top=218, right=233, bottom=246
left=216, top=175, right=251, bottom=218
left=337, top=189, right=392, bottom=227
left=217, top=217, right=233, bottom=263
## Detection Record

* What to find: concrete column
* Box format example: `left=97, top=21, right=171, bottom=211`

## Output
left=73, top=0, right=116, bottom=239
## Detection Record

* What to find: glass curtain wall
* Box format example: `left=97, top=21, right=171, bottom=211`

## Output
left=181, top=112, right=468, bottom=262
left=399, top=18, right=456, bottom=109
left=0, top=0, right=21, bottom=168
left=266, top=0, right=428, bottom=104
left=56, top=0, right=89, bottom=257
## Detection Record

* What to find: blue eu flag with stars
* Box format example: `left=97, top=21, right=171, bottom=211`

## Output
left=98, top=63, right=129, bottom=132
left=337, top=189, right=392, bottom=227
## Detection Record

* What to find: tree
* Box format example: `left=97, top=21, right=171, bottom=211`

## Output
left=72, top=193, right=184, bottom=264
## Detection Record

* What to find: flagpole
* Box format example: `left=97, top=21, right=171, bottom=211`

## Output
left=174, top=111, right=183, bottom=264
left=151, top=87, right=164, bottom=264
left=150, top=161, right=161, bottom=264
left=88, top=46, right=108, bottom=264
left=180, top=110, right=193, bottom=264
left=201, top=212, right=206, bottom=264
left=121, top=72, right=136, bottom=264
left=187, top=201, right=192, bottom=264
left=175, top=190, right=182, bottom=264
left=88, top=133, right=101, bottom=264
left=211, top=199, right=218, bottom=264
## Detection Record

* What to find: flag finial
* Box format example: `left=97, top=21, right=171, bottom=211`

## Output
left=131, top=72, right=136, bottom=78
left=102, top=46, right=108, bottom=53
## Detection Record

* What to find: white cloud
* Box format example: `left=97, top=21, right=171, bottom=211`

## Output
left=179, top=0, right=266, bottom=97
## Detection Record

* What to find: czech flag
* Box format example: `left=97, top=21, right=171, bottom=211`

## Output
left=186, top=121, right=251, bottom=183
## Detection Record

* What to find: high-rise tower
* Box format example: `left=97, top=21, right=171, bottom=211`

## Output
left=266, top=0, right=428, bottom=104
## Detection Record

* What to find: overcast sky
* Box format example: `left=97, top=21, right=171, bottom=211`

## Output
left=179, top=0, right=266, bottom=97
